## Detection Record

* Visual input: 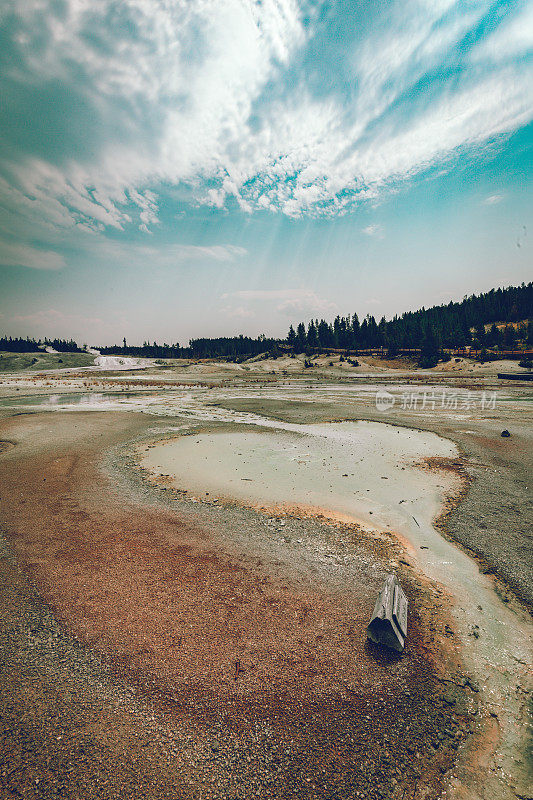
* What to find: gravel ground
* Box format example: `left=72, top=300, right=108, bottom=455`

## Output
left=0, top=409, right=478, bottom=800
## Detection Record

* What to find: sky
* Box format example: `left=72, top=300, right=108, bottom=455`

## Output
left=0, top=0, right=532, bottom=346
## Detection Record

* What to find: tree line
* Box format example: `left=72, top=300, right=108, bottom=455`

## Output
left=98, top=334, right=279, bottom=361
left=0, top=336, right=83, bottom=353
left=286, top=283, right=533, bottom=366
left=2, top=283, right=532, bottom=364
left=98, top=340, right=184, bottom=359
left=187, top=335, right=279, bottom=360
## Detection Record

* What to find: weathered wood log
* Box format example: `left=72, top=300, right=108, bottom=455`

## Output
left=367, top=574, right=408, bottom=652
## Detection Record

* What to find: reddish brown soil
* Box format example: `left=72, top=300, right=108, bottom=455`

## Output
left=0, top=411, right=475, bottom=799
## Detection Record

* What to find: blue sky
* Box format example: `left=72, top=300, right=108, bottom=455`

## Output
left=0, top=0, right=532, bottom=345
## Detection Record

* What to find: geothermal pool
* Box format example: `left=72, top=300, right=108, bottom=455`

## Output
left=142, top=421, right=457, bottom=539
left=142, top=419, right=531, bottom=770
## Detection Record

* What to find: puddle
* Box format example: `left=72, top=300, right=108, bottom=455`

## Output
left=142, top=422, right=455, bottom=536
left=0, top=391, right=152, bottom=409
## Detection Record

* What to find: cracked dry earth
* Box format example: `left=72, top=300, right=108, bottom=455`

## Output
left=0, top=411, right=480, bottom=799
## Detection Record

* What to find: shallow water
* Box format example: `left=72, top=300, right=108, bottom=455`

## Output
left=143, top=421, right=455, bottom=534
left=0, top=391, right=149, bottom=409
left=1, top=383, right=527, bottom=421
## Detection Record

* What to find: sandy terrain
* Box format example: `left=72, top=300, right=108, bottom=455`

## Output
left=0, top=358, right=531, bottom=800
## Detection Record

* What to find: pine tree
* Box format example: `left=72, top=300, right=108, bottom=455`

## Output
left=307, top=320, right=319, bottom=349
left=287, top=325, right=296, bottom=349
left=419, top=326, right=440, bottom=368
left=296, top=322, right=306, bottom=352
left=351, top=313, right=360, bottom=348
left=503, top=325, right=516, bottom=349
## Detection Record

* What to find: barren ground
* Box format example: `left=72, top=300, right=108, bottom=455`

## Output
left=0, top=358, right=531, bottom=800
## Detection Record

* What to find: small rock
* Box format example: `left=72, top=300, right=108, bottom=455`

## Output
left=500, top=429, right=510, bottom=437
left=464, top=676, right=480, bottom=692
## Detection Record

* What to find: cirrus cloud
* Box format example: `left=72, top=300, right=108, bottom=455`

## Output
left=0, top=240, right=65, bottom=270
left=483, top=193, right=505, bottom=205
left=0, top=0, right=531, bottom=239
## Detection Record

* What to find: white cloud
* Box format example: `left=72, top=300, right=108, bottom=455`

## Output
left=220, top=306, right=255, bottom=319
left=276, top=294, right=337, bottom=316
left=4, top=307, right=126, bottom=342
left=362, top=224, right=384, bottom=238
left=1, top=0, right=532, bottom=228
left=222, top=289, right=299, bottom=300
left=0, top=240, right=65, bottom=270
left=155, top=244, right=247, bottom=263
left=469, top=3, right=533, bottom=64
left=91, top=240, right=248, bottom=266
left=9, top=308, right=101, bottom=326
left=483, top=194, right=505, bottom=205
left=130, top=189, right=160, bottom=233
left=221, top=288, right=337, bottom=317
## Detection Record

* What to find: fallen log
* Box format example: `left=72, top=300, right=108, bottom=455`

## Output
left=367, top=574, right=408, bottom=652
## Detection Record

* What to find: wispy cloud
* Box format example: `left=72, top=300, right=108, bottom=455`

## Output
left=222, top=289, right=298, bottom=300
left=362, top=224, right=384, bottom=238
left=9, top=308, right=102, bottom=327
left=220, top=306, right=255, bottom=319
left=0, top=240, right=65, bottom=270
left=222, top=288, right=337, bottom=317
left=0, top=0, right=531, bottom=232
left=276, top=293, right=337, bottom=317
left=4, top=307, right=127, bottom=342
left=89, top=241, right=248, bottom=267
left=140, top=243, right=248, bottom=264
left=483, top=194, right=505, bottom=205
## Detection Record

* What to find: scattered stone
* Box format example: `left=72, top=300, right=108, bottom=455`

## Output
left=500, top=430, right=511, bottom=437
